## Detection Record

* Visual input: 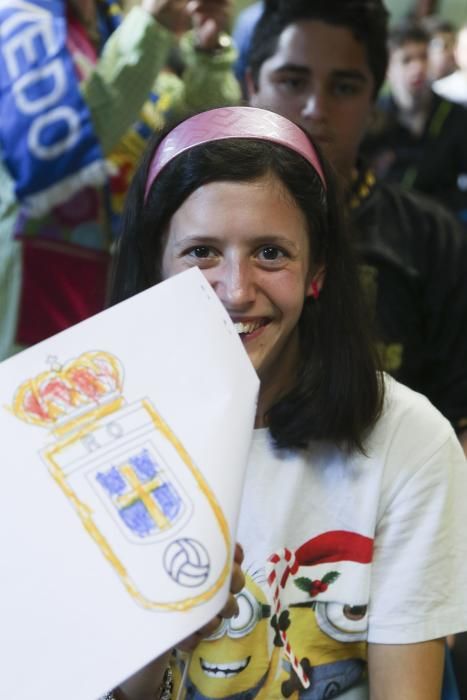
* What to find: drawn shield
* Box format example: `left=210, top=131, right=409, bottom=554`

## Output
left=42, top=398, right=230, bottom=610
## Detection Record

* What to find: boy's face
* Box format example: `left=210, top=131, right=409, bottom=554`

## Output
left=428, top=30, right=456, bottom=80
left=247, top=20, right=375, bottom=182
left=455, top=27, right=467, bottom=73
left=387, top=40, right=430, bottom=111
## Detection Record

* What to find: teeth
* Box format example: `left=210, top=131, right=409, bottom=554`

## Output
left=234, top=321, right=264, bottom=335
left=200, top=657, right=251, bottom=677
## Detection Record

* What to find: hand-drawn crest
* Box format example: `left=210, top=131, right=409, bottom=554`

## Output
left=10, top=351, right=230, bottom=610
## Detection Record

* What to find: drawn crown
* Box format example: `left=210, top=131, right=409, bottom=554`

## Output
left=11, top=351, right=124, bottom=428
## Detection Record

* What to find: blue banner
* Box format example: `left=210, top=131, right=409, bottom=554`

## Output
left=0, top=0, right=107, bottom=215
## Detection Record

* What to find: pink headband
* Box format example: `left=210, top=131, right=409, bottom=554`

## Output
left=143, top=107, right=326, bottom=203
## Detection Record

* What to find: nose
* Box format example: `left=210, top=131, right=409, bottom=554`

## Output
left=416, top=59, right=428, bottom=77
left=301, top=90, right=327, bottom=121
left=410, top=57, right=428, bottom=80
left=210, top=257, right=256, bottom=310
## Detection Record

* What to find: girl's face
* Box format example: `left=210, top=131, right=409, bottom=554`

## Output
left=161, top=174, right=321, bottom=410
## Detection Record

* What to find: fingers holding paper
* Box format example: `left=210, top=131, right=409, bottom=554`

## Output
left=177, top=542, right=245, bottom=652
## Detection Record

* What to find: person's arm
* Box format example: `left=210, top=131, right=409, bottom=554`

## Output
left=365, top=396, right=467, bottom=697
left=82, top=0, right=190, bottom=154
left=172, top=0, right=241, bottom=118
left=176, top=35, right=241, bottom=117
left=368, top=639, right=445, bottom=699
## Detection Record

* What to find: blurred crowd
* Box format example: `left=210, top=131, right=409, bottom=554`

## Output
left=0, top=0, right=240, bottom=359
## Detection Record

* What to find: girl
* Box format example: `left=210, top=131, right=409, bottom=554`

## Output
left=109, top=106, right=467, bottom=699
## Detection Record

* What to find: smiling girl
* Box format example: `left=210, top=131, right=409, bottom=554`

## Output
left=108, top=106, right=467, bottom=700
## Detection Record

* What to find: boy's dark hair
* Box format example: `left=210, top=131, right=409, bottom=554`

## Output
left=248, top=0, right=390, bottom=98
left=111, top=119, right=384, bottom=454
left=388, top=19, right=430, bottom=53
left=421, top=15, right=456, bottom=38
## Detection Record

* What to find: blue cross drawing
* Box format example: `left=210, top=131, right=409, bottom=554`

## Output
left=96, top=449, right=182, bottom=537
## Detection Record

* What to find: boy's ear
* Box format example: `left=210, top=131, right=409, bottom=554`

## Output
left=244, top=68, right=257, bottom=102
left=306, top=267, right=325, bottom=300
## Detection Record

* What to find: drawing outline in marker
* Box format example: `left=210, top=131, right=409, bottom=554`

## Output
left=9, top=350, right=231, bottom=611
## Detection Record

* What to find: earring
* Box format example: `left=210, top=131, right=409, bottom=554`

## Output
left=311, top=280, right=321, bottom=300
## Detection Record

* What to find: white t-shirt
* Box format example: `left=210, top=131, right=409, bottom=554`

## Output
left=179, top=377, right=467, bottom=699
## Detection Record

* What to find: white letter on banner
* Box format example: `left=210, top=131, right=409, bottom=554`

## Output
left=4, top=20, right=57, bottom=79
left=0, top=2, right=50, bottom=40
left=13, top=59, right=65, bottom=115
left=28, top=106, right=80, bottom=160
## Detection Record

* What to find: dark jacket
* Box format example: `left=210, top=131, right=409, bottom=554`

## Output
left=352, top=176, right=467, bottom=431
left=362, top=92, right=467, bottom=227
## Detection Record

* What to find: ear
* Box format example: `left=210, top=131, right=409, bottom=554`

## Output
left=386, top=60, right=394, bottom=85
left=306, top=266, right=325, bottom=300
left=244, top=68, right=258, bottom=102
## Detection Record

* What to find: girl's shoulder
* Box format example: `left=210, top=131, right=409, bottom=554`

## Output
left=379, top=374, right=453, bottom=438
left=365, top=374, right=463, bottom=481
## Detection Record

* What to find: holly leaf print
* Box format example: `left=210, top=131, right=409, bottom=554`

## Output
left=294, top=577, right=312, bottom=592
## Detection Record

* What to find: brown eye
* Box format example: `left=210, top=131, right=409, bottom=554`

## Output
left=343, top=605, right=368, bottom=621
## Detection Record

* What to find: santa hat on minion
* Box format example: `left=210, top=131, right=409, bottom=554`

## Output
left=266, top=530, right=373, bottom=689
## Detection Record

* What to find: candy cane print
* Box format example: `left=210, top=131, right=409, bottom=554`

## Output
left=266, top=549, right=310, bottom=689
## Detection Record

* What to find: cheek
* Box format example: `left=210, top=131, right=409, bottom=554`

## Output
left=160, top=246, right=185, bottom=280
left=267, top=273, right=310, bottom=316
left=261, top=84, right=294, bottom=112
left=193, top=267, right=219, bottom=292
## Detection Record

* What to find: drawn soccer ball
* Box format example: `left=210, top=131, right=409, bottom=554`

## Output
left=164, top=538, right=211, bottom=587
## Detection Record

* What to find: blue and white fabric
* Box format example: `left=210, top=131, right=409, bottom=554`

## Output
left=0, top=0, right=109, bottom=216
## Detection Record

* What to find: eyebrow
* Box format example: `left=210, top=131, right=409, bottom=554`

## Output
left=271, top=63, right=310, bottom=76
left=331, top=69, right=369, bottom=84
left=272, top=63, right=369, bottom=84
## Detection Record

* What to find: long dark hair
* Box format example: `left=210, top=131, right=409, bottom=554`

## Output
left=111, top=122, right=383, bottom=453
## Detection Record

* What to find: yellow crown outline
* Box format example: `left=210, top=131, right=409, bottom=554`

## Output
left=11, top=351, right=124, bottom=429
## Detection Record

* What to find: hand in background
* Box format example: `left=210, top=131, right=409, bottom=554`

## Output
left=187, top=0, right=234, bottom=51
left=140, top=0, right=191, bottom=35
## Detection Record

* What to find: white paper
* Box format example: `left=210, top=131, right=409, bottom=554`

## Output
left=0, top=267, right=259, bottom=700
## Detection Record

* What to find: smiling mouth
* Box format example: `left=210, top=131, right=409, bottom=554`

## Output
left=234, top=320, right=269, bottom=338
left=199, top=656, right=251, bottom=678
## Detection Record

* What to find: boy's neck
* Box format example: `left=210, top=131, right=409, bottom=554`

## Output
left=397, top=92, right=432, bottom=136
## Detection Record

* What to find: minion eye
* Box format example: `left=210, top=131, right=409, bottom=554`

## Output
left=203, top=618, right=227, bottom=642
left=228, top=590, right=259, bottom=638
left=315, top=601, right=368, bottom=642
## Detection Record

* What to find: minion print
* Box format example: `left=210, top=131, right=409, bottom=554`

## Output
left=185, top=575, right=276, bottom=699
